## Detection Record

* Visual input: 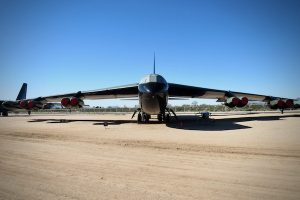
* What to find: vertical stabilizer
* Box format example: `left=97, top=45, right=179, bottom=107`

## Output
left=153, top=52, right=156, bottom=74
left=16, top=83, right=27, bottom=100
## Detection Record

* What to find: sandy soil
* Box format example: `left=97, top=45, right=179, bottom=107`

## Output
left=0, top=112, right=300, bottom=200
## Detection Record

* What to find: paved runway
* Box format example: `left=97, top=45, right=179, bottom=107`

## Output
left=0, top=112, right=300, bottom=199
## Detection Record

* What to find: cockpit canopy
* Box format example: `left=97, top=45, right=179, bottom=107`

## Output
left=138, top=74, right=169, bottom=93
left=139, top=74, right=168, bottom=84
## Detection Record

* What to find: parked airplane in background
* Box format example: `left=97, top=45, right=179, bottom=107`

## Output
left=0, top=83, right=60, bottom=116
left=1, top=57, right=299, bottom=122
left=0, top=83, right=29, bottom=116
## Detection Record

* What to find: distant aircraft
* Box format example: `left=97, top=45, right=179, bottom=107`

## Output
left=1, top=56, right=299, bottom=122
left=0, top=83, right=29, bottom=116
left=0, top=83, right=60, bottom=116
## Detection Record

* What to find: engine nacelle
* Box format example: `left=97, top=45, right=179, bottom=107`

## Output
left=285, top=99, right=294, bottom=108
left=237, top=97, right=248, bottom=108
left=269, top=99, right=286, bottom=109
left=61, top=98, right=71, bottom=108
left=19, top=100, right=28, bottom=109
left=70, top=97, right=84, bottom=108
left=277, top=100, right=286, bottom=109
left=27, top=100, right=43, bottom=109
left=225, top=97, right=240, bottom=108
left=61, top=97, right=84, bottom=108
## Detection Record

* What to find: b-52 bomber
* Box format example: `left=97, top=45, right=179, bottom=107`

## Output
left=0, top=83, right=28, bottom=116
left=1, top=58, right=299, bottom=122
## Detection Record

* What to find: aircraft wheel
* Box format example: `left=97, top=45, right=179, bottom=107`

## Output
left=158, top=114, right=163, bottom=123
left=137, top=113, right=142, bottom=124
left=2, top=111, right=8, bottom=117
left=144, top=114, right=150, bottom=123
left=28, top=111, right=31, bottom=116
left=165, top=114, right=170, bottom=123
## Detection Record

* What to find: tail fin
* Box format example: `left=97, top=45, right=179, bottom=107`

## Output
left=16, top=83, right=27, bottom=100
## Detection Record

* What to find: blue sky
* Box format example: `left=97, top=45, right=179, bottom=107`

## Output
left=0, top=0, right=299, bottom=107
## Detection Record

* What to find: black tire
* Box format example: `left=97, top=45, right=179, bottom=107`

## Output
left=145, top=114, right=150, bottom=123
left=165, top=114, right=170, bottom=123
left=158, top=114, right=163, bottom=123
left=137, top=113, right=142, bottom=124
left=2, top=111, right=8, bottom=117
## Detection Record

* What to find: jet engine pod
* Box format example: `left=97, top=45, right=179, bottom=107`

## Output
left=70, top=97, right=84, bottom=108
left=277, top=99, right=286, bottom=109
left=225, top=97, right=240, bottom=108
left=269, top=99, right=286, bottom=109
left=19, top=100, right=28, bottom=109
left=237, top=97, right=248, bottom=108
left=27, top=100, right=43, bottom=109
left=61, top=98, right=71, bottom=108
left=285, top=99, right=294, bottom=108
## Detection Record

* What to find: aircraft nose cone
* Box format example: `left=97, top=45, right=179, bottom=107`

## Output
left=139, top=82, right=168, bottom=94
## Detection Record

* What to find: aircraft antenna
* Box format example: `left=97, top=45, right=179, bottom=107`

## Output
left=153, top=52, right=156, bottom=74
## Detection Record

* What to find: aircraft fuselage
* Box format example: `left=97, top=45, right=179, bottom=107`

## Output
left=138, top=74, right=169, bottom=115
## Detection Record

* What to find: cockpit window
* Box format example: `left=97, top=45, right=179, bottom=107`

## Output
left=139, top=74, right=167, bottom=84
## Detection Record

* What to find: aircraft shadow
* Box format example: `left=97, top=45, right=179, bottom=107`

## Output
left=166, top=114, right=300, bottom=131
left=28, top=119, right=135, bottom=126
left=27, top=114, right=300, bottom=131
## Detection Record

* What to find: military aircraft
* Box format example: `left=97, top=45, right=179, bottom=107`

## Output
left=1, top=57, right=298, bottom=122
left=0, top=83, right=60, bottom=116
left=0, top=83, right=28, bottom=116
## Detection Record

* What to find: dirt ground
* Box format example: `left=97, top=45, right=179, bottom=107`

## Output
left=0, top=112, right=300, bottom=200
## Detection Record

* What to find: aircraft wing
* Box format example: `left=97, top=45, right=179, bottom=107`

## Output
left=168, top=83, right=281, bottom=102
left=36, top=83, right=139, bottom=102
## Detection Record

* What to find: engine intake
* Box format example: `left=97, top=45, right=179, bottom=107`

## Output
left=27, top=100, right=43, bottom=109
left=19, top=100, right=28, bottom=109
left=61, top=98, right=71, bottom=108
left=61, top=97, right=84, bottom=108
left=285, top=99, right=294, bottom=108
left=269, top=99, right=287, bottom=109
left=225, top=97, right=240, bottom=108
left=237, top=97, right=248, bottom=108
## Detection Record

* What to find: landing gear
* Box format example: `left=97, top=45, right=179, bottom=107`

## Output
left=28, top=111, right=31, bottom=116
left=165, top=113, right=170, bottom=123
left=280, top=109, right=284, bottom=114
left=157, top=112, right=172, bottom=123
left=144, top=114, right=150, bottom=123
left=137, top=113, right=142, bottom=124
left=133, top=107, right=178, bottom=124
left=137, top=113, right=150, bottom=124
left=2, top=111, right=8, bottom=117
left=157, top=114, right=163, bottom=123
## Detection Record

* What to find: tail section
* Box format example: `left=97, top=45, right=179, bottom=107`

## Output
left=16, top=83, right=27, bottom=100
